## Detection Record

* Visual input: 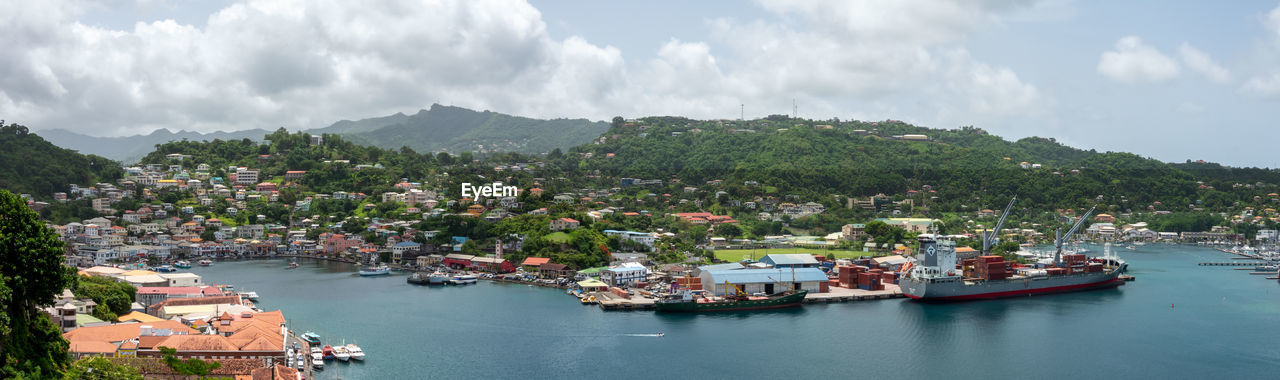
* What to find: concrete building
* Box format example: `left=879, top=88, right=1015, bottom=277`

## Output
left=599, top=262, right=647, bottom=287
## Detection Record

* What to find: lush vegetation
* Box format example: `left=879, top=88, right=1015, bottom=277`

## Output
left=712, top=248, right=878, bottom=262
left=0, top=123, right=122, bottom=199
left=62, top=357, right=143, bottom=380
left=0, top=190, right=74, bottom=378
left=72, top=275, right=137, bottom=322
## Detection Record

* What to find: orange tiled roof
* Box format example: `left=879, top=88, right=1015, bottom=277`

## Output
left=69, top=340, right=119, bottom=354
left=154, top=335, right=240, bottom=351
left=64, top=320, right=197, bottom=344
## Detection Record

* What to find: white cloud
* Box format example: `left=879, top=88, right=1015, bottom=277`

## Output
left=0, top=0, right=1049, bottom=137
left=1178, top=43, right=1231, bottom=83
left=1097, top=36, right=1180, bottom=83
left=1240, top=73, right=1280, bottom=97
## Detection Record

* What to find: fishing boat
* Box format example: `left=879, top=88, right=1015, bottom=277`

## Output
left=429, top=271, right=449, bottom=285
left=322, top=345, right=335, bottom=360
left=359, top=265, right=390, bottom=276
left=198, top=259, right=213, bottom=266
left=655, top=287, right=807, bottom=313
left=301, top=332, right=322, bottom=345
left=448, top=274, right=478, bottom=285
left=333, top=345, right=350, bottom=361
left=174, top=260, right=192, bottom=269
left=345, top=343, right=365, bottom=361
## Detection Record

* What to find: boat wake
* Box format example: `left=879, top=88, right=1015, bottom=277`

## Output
left=622, top=333, right=664, bottom=337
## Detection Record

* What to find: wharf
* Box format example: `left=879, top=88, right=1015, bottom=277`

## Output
left=1198, top=262, right=1272, bottom=266
left=285, top=330, right=314, bottom=379
left=589, top=284, right=906, bottom=311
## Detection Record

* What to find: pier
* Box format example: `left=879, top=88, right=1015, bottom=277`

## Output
left=588, top=284, right=906, bottom=311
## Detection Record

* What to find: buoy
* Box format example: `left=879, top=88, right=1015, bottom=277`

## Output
left=1171, top=303, right=1175, bottom=309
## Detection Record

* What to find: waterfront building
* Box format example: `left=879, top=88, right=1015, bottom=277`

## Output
left=600, top=262, right=648, bottom=287
left=700, top=267, right=829, bottom=296
left=135, top=286, right=223, bottom=307
left=521, top=257, right=551, bottom=272
left=443, top=254, right=476, bottom=269
left=470, top=257, right=515, bottom=273
left=539, top=263, right=571, bottom=279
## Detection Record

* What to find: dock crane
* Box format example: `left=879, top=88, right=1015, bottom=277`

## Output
left=1054, top=205, right=1097, bottom=266
left=982, top=196, right=1018, bottom=254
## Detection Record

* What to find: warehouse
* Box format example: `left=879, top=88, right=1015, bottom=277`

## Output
left=699, top=267, right=828, bottom=296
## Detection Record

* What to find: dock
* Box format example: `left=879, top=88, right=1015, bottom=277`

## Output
left=589, top=284, right=906, bottom=311
left=1197, top=262, right=1273, bottom=266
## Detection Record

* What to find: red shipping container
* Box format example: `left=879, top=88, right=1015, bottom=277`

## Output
left=979, top=255, right=1003, bottom=263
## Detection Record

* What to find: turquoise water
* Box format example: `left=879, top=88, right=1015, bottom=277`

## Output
left=189, top=245, right=1280, bottom=379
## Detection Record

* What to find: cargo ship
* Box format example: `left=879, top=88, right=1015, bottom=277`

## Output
left=900, top=200, right=1127, bottom=302
left=655, top=288, right=807, bottom=312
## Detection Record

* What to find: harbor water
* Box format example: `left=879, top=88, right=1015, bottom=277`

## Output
left=190, top=245, right=1280, bottom=379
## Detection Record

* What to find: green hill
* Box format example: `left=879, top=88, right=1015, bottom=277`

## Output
left=314, top=104, right=609, bottom=154
left=0, top=123, right=123, bottom=198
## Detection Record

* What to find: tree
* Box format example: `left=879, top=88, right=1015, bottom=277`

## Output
left=63, top=357, right=143, bottom=380
left=0, top=190, right=73, bottom=378
left=159, top=346, right=221, bottom=377
left=715, top=223, right=742, bottom=239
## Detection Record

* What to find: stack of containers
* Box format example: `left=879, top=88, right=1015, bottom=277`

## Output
left=1086, top=262, right=1104, bottom=272
left=976, top=255, right=1007, bottom=280
left=961, top=258, right=977, bottom=278
left=881, top=271, right=898, bottom=285
left=676, top=276, right=703, bottom=290
left=1046, top=267, right=1067, bottom=276
left=1065, top=254, right=1087, bottom=274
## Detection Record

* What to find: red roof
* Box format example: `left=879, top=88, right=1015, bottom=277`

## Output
left=558, top=218, right=579, bottom=223
left=521, top=257, right=551, bottom=266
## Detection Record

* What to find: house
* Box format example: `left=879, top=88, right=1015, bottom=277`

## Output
left=700, top=267, right=829, bottom=296
left=599, top=262, right=648, bottom=287
left=521, top=257, right=551, bottom=272
left=63, top=320, right=198, bottom=359
left=391, top=241, right=422, bottom=256
left=539, top=263, right=571, bottom=279
left=1094, top=213, right=1116, bottom=223
left=550, top=218, right=580, bottom=231
left=415, top=254, right=443, bottom=268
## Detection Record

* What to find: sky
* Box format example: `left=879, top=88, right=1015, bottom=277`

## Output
left=3, top=0, right=1280, bottom=167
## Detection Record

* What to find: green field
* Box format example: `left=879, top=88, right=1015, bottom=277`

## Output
left=543, top=231, right=571, bottom=243
left=711, top=247, right=882, bottom=262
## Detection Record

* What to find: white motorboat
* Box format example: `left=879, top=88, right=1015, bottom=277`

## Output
left=345, top=343, right=365, bottom=361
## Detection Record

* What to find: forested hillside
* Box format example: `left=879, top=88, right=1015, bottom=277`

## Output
left=0, top=123, right=122, bottom=198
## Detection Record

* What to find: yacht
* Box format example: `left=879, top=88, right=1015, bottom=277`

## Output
left=240, top=291, right=260, bottom=302
left=359, top=265, right=391, bottom=276
left=198, top=259, right=213, bottom=266
left=174, top=260, right=192, bottom=269
left=345, top=343, right=365, bottom=361
left=428, top=271, right=449, bottom=285
left=449, top=274, right=478, bottom=285
left=333, top=345, right=350, bottom=361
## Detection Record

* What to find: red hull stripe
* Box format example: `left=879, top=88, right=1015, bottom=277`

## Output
left=904, top=278, right=1124, bottom=301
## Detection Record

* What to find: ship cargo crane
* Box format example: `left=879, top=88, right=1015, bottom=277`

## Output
left=982, top=196, right=1018, bottom=254
left=1054, top=205, right=1097, bottom=266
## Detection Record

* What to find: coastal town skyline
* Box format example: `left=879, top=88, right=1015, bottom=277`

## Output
left=5, top=1, right=1280, bottom=167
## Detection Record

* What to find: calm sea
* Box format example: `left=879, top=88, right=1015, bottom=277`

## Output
left=188, top=244, right=1280, bottom=379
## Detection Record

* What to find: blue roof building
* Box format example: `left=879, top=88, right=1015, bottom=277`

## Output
left=759, top=254, right=820, bottom=268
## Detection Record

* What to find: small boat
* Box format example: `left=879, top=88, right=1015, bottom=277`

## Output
left=302, top=332, right=322, bottom=345
left=154, top=265, right=177, bottom=273
left=287, top=261, right=299, bottom=269
left=345, top=344, right=365, bottom=361
left=198, top=259, right=213, bottom=266
left=240, top=291, right=259, bottom=302
left=580, top=295, right=597, bottom=304
left=333, top=345, right=350, bottom=361
left=174, top=261, right=192, bottom=269
left=448, top=274, right=478, bottom=285
left=322, top=345, right=335, bottom=360
left=359, top=265, right=390, bottom=277
left=428, top=271, right=449, bottom=285
left=311, top=353, right=324, bottom=369
left=407, top=272, right=430, bottom=285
